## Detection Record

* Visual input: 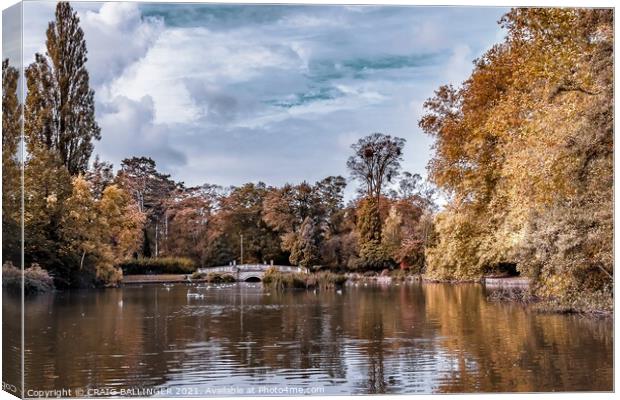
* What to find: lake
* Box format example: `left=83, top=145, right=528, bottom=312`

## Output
left=3, top=282, right=613, bottom=396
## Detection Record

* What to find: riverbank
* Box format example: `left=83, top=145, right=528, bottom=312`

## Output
left=119, top=270, right=611, bottom=317
left=120, top=270, right=528, bottom=289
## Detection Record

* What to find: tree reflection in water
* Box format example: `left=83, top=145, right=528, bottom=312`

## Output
left=12, top=282, right=612, bottom=395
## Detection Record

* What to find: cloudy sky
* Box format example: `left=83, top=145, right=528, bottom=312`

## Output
left=7, top=2, right=507, bottom=197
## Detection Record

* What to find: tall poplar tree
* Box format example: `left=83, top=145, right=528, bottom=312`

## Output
left=2, top=59, right=22, bottom=264
left=25, top=1, right=100, bottom=175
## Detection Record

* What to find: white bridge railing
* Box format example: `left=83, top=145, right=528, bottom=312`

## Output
left=198, top=264, right=308, bottom=274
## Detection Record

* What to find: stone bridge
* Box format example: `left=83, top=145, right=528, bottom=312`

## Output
left=198, top=264, right=308, bottom=282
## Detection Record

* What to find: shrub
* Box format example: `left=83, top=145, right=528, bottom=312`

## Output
left=119, top=257, right=197, bottom=275
left=486, top=287, right=536, bottom=304
left=191, top=271, right=207, bottom=280
left=262, top=268, right=290, bottom=289
left=389, top=269, right=420, bottom=282
left=206, top=272, right=236, bottom=283
left=263, top=268, right=346, bottom=291
left=316, top=271, right=347, bottom=289
left=191, top=271, right=237, bottom=283
left=2, top=262, right=55, bottom=295
left=390, top=269, right=406, bottom=282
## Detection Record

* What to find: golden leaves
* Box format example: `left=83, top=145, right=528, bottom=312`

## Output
left=420, top=8, right=613, bottom=303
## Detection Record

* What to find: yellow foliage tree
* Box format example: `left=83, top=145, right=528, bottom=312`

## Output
left=420, top=9, right=612, bottom=311
left=62, top=176, right=145, bottom=286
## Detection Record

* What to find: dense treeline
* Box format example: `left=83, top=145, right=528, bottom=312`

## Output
left=2, top=2, right=435, bottom=288
left=114, top=151, right=434, bottom=273
left=2, top=2, right=613, bottom=314
left=420, top=9, right=613, bottom=311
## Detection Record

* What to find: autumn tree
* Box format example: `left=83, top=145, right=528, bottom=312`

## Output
left=386, top=173, right=437, bottom=271
left=25, top=1, right=100, bottom=176
left=347, top=133, right=405, bottom=269
left=214, top=183, right=286, bottom=266
left=347, top=133, right=406, bottom=201
left=262, top=177, right=347, bottom=268
left=61, top=176, right=99, bottom=275
left=18, top=1, right=148, bottom=288
left=2, top=59, right=22, bottom=264
left=319, top=207, right=359, bottom=270
left=262, top=182, right=321, bottom=234
left=61, top=176, right=144, bottom=286
left=288, top=217, right=321, bottom=268
left=164, top=184, right=220, bottom=265
left=23, top=145, right=73, bottom=285
left=505, top=8, right=613, bottom=311
left=97, top=184, right=145, bottom=283
left=381, top=206, right=403, bottom=260
left=313, top=176, right=356, bottom=270
left=20, top=1, right=106, bottom=287
left=86, top=155, right=114, bottom=199
left=420, top=8, right=613, bottom=311
left=315, top=175, right=347, bottom=235
left=116, top=156, right=177, bottom=257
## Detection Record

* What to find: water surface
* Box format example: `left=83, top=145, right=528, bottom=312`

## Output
left=4, top=282, right=613, bottom=395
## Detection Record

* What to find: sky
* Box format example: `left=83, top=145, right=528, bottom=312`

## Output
left=6, top=2, right=508, bottom=198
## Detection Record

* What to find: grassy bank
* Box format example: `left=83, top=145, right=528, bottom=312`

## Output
left=486, top=285, right=612, bottom=317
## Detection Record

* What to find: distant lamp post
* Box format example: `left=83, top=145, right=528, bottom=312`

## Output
left=240, top=234, right=244, bottom=265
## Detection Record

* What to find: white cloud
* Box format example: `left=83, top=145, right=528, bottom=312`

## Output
left=81, top=2, right=165, bottom=87
left=277, top=13, right=347, bottom=29
left=19, top=2, right=507, bottom=190
left=443, top=44, right=474, bottom=87
left=236, top=88, right=388, bottom=129
left=105, top=26, right=305, bottom=124
left=96, top=95, right=186, bottom=171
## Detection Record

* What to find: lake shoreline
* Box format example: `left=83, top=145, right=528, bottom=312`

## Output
left=13, top=278, right=612, bottom=393
left=119, top=272, right=612, bottom=317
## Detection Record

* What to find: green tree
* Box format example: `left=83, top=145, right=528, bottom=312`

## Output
left=23, top=146, right=73, bottom=285
left=381, top=206, right=402, bottom=260
left=215, top=183, right=286, bottom=265
left=289, top=217, right=321, bottom=268
left=356, top=197, right=391, bottom=270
